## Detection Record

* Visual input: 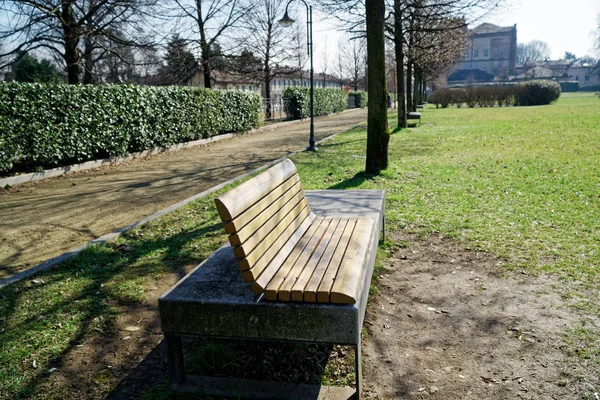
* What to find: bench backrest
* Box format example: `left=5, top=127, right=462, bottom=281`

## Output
left=215, top=159, right=315, bottom=289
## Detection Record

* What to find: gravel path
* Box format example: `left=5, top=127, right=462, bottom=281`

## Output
left=0, top=109, right=367, bottom=279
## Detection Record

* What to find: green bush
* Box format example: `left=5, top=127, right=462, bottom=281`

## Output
left=0, top=83, right=262, bottom=173
left=514, top=80, right=561, bottom=106
left=559, top=81, right=580, bottom=92
left=284, top=87, right=347, bottom=119
left=348, top=91, right=368, bottom=108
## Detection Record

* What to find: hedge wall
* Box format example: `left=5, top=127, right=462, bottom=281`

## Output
left=559, top=81, right=580, bottom=92
left=284, top=87, right=347, bottom=119
left=348, top=91, right=368, bottom=108
left=428, top=80, right=561, bottom=109
left=0, top=83, right=262, bottom=173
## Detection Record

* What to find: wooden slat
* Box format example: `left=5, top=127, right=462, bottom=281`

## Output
left=250, top=213, right=317, bottom=295
left=223, top=176, right=301, bottom=234
left=228, top=187, right=305, bottom=246
left=303, top=219, right=348, bottom=302
left=215, top=159, right=297, bottom=222
left=233, top=197, right=308, bottom=260
left=316, top=219, right=357, bottom=303
left=290, top=219, right=341, bottom=302
left=330, top=217, right=375, bottom=305
left=277, top=219, right=331, bottom=301
left=264, top=218, right=325, bottom=301
left=241, top=206, right=312, bottom=280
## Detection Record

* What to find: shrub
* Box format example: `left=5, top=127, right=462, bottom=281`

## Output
left=284, top=87, right=347, bottom=119
left=348, top=91, right=368, bottom=108
left=580, top=84, right=600, bottom=92
left=514, top=80, right=561, bottom=106
left=559, top=81, right=580, bottom=92
left=428, top=88, right=452, bottom=108
left=0, top=83, right=262, bottom=173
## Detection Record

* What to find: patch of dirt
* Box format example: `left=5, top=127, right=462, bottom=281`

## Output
left=0, top=109, right=367, bottom=279
left=29, top=231, right=600, bottom=399
left=362, top=231, right=599, bottom=399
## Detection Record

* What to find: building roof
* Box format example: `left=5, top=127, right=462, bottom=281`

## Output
left=471, top=23, right=515, bottom=35
left=448, top=68, right=495, bottom=82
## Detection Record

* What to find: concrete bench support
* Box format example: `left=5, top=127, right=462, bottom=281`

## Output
left=159, top=189, right=384, bottom=399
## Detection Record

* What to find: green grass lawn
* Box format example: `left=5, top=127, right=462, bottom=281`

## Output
left=1, top=92, right=599, bottom=399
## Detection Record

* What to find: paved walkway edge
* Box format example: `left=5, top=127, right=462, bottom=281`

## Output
left=0, top=108, right=365, bottom=188
left=0, top=117, right=366, bottom=288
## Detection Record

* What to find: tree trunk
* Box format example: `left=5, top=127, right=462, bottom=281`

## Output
left=413, top=68, right=420, bottom=108
left=82, top=35, right=94, bottom=84
left=264, top=66, right=271, bottom=119
left=62, top=1, right=81, bottom=84
left=394, top=0, right=406, bottom=129
left=365, top=0, right=389, bottom=174
left=197, top=0, right=211, bottom=88
left=406, top=59, right=413, bottom=113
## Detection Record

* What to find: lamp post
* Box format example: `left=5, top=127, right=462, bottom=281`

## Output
left=279, top=0, right=317, bottom=151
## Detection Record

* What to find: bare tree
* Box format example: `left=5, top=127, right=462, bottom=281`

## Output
left=0, top=0, right=156, bottom=84
left=237, top=0, right=294, bottom=117
left=335, top=39, right=346, bottom=89
left=320, top=38, right=329, bottom=86
left=517, top=40, right=551, bottom=66
left=344, top=36, right=366, bottom=91
left=595, top=14, right=600, bottom=53
left=170, top=0, right=250, bottom=88
left=291, top=22, right=308, bottom=84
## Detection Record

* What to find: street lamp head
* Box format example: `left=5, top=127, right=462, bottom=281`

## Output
left=279, top=11, right=295, bottom=27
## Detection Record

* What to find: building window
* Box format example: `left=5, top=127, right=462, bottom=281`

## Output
left=484, top=49, right=488, bottom=57
left=585, top=75, right=590, bottom=81
left=575, top=76, right=579, bottom=81
left=474, top=49, right=479, bottom=57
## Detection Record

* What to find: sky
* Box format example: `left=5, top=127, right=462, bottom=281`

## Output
left=308, top=0, right=600, bottom=72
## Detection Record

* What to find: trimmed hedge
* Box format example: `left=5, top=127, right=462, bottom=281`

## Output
left=559, top=81, right=580, bottom=92
left=0, top=83, right=262, bottom=173
left=284, top=87, right=347, bottom=119
left=514, top=80, right=561, bottom=106
left=580, top=84, right=600, bottom=92
left=348, top=91, right=368, bottom=108
left=429, top=80, right=561, bottom=109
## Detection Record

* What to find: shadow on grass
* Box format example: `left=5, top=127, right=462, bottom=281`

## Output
left=0, top=212, right=225, bottom=399
left=328, top=172, right=377, bottom=190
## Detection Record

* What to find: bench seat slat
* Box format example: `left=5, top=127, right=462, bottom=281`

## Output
left=215, top=159, right=298, bottom=222
left=303, top=219, right=349, bottom=302
left=223, top=176, right=301, bottom=234
left=277, top=218, right=332, bottom=301
left=233, top=197, right=309, bottom=260
left=242, top=206, right=312, bottom=282
left=264, top=217, right=325, bottom=301
left=251, top=213, right=316, bottom=295
left=316, top=219, right=357, bottom=303
left=290, top=218, right=342, bottom=302
left=330, top=217, right=375, bottom=304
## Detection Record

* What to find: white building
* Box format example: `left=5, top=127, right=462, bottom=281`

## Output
left=456, top=23, right=518, bottom=80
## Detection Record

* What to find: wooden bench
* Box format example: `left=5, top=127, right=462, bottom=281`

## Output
left=159, top=159, right=385, bottom=399
left=214, top=159, right=376, bottom=305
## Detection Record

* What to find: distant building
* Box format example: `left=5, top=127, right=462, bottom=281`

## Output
left=184, top=68, right=343, bottom=100
left=515, top=60, right=600, bottom=87
left=450, top=23, right=517, bottom=83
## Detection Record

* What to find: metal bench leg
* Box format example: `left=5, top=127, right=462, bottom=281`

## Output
left=166, top=334, right=185, bottom=384
left=354, top=341, right=362, bottom=400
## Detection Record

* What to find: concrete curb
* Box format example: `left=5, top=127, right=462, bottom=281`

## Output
left=0, top=114, right=367, bottom=288
left=0, top=108, right=364, bottom=188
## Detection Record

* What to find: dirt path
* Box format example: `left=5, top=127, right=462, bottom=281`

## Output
left=0, top=109, right=367, bottom=279
left=362, top=231, right=599, bottom=399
